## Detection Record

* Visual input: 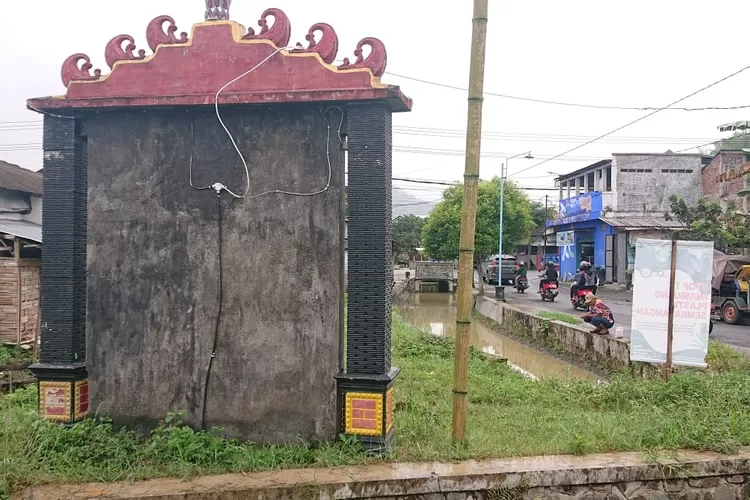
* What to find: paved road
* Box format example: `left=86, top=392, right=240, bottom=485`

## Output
left=503, top=276, right=750, bottom=354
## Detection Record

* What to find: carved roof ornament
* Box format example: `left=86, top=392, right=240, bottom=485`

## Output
left=242, top=8, right=291, bottom=48
left=33, top=6, right=411, bottom=112
left=205, top=0, right=231, bottom=21
left=146, top=15, right=189, bottom=52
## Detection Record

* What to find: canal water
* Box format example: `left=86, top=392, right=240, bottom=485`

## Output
left=399, top=293, right=600, bottom=382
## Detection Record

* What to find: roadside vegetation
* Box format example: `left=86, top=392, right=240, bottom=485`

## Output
left=537, top=310, right=582, bottom=325
left=0, top=345, right=31, bottom=367
left=3, top=314, right=750, bottom=497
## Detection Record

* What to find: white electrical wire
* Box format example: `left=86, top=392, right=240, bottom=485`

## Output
left=211, top=47, right=340, bottom=199
left=244, top=106, right=341, bottom=199
left=27, top=105, right=76, bottom=120
left=213, top=47, right=287, bottom=197
left=188, top=117, right=211, bottom=191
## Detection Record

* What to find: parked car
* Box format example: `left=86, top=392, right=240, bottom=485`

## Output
left=482, top=255, right=517, bottom=285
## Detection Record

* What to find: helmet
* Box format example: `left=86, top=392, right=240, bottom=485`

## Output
left=546, top=261, right=555, bottom=268
left=579, top=260, right=592, bottom=270
left=519, top=261, right=526, bottom=267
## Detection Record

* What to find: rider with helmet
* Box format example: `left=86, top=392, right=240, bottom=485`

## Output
left=570, top=260, right=597, bottom=299
left=514, top=261, right=528, bottom=288
left=539, top=261, right=559, bottom=292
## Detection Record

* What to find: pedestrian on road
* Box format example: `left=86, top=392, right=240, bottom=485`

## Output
left=581, top=293, right=614, bottom=335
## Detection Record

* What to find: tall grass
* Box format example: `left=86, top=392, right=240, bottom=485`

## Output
left=2, top=313, right=750, bottom=497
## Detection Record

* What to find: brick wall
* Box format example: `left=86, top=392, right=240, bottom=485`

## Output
left=701, top=151, right=746, bottom=207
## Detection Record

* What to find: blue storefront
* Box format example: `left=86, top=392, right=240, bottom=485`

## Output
left=546, top=192, right=614, bottom=280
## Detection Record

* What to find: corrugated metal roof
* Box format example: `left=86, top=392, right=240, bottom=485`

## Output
left=599, top=217, right=683, bottom=230
left=0, top=161, right=42, bottom=196
left=0, top=219, right=42, bottom=243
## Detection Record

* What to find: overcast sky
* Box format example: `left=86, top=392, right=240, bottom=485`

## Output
left=2, top=0, right=749, bottom=207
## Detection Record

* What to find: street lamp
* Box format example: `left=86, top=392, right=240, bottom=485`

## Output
left=498, top=151, right=533, bottom=272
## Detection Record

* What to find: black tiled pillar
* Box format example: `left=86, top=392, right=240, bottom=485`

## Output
left=29, top=115, right=89, bottom=424
left=336, top=103, right=398, bottom=451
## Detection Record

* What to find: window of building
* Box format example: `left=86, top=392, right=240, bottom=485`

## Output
left=605, top=166, right=612, bottom=191
left=660, top=169, right=693, bottom=174
left=619, top=168, right=653, bottom=173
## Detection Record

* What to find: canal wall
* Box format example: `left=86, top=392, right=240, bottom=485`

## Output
left=22, top=448, right=750, bottom=499
left=474, top=296, right=659, bottom=376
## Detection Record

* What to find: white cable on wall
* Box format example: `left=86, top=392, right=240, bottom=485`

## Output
left=208, top=48, right=342, bottom=200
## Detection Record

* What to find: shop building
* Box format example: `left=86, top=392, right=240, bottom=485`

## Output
left=701, top=149, right=750, bottom=210
left=548, top=153, right=701, bottom=283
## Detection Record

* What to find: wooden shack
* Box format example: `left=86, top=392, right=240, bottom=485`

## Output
left=0, top=236, right=40, bottom=346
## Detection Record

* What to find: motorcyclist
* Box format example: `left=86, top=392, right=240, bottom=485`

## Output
left=514, top=261, right=528, bottom=288
left=539, top=261, right=559, bottom=292
left=570, top=261, right=596, bottom=299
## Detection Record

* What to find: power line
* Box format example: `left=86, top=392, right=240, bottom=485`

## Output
left=394, top=146, right=602, bottom=162
left=392, top=126, right=716, bottom=145
left=385, top=71, right=750, bottom=112
left=0, top=120, right=723, bottom=145
left=392, top=177, right=556, bottom=191
left=511, top=62, right=750, bottom=178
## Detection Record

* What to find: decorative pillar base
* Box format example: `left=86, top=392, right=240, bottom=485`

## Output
left=29, top=362, right=89, bottom=424
left=335, top=367, right=399, bottom=452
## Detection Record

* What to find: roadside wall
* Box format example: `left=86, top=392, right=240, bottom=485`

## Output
left=23, top=448, right=750, bottom=499
left=475, top=296, right=658, bottom=376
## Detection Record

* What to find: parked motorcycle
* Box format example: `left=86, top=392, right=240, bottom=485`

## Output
left=515, top=276, right=528, bottom=293
left=539, top=280, right=559, bottom=302
left=571, top=287, right=595, bottom=310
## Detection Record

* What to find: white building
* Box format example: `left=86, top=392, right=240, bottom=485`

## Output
left=550, top=153, right=701, bottom=284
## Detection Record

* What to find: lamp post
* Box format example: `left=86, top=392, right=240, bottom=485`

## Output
left=498, top=151, right=533, bottom=293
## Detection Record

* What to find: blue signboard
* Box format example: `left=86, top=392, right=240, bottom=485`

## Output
left=547, top=191, right=602, bottom=227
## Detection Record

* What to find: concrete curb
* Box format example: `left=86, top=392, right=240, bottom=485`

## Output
left=19, top=449, right=750, bottom=499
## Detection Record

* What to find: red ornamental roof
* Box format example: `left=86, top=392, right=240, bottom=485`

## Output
left=27, top=7, right=412, bottom=112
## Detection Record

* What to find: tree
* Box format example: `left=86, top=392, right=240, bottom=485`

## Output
left=666, top=195, right=750, bottom=250
left=703, top=131, right=750, bottom=156
left=421, top=177, right=534, bottom=292
left=530, top=200, right=557, bottom=229
left=392, top=215, right=425, bottom=262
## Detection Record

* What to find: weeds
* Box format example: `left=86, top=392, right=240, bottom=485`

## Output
left=538, top=311, right=582, bottom=325
left=0, top=345, right=31, bottom=366
left=705, top=341, right=750, bottom=373
left=3, top=313, right=750, bottom=497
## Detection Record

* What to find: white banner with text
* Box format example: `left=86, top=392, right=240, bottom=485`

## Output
left=630, top=239, right=713, bottom=367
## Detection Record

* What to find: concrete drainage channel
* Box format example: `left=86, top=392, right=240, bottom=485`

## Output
left=20, top=449, right=750, bottom=499
left=473, top=295, right=663, bottom=378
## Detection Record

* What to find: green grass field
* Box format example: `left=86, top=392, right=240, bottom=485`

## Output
left=2, top=313, right=750, bottom=498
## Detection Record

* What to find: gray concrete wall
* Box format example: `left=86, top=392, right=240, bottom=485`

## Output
left=25, top=448, right=750, bottom=499
left=84, top=106, right=344, bottom=442
left=613, top=154, right=702, bottom=215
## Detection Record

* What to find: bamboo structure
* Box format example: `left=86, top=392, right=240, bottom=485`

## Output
left=452, top=0, right=489, bottom=443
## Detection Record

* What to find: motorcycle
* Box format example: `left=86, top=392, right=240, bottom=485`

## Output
left=514, top=275, right=528, bottom=293
left=539, top=280, right=559, bottom=302
left=571, top=287, right=594, bottom=310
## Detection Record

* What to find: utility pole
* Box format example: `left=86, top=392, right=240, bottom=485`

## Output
left=542, top=195, right=548, bottom=264
left=452, top=0, right=488, bottom=444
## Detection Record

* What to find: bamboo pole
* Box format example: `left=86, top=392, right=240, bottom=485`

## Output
left=452, top=0, right=489, bottom=443
left=664, top=239, right=678, bottom=382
